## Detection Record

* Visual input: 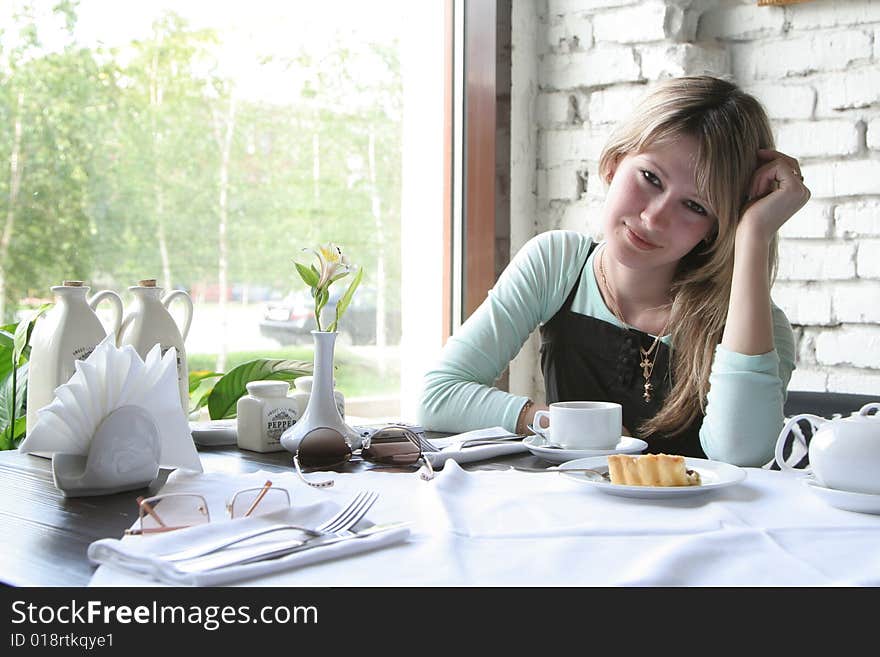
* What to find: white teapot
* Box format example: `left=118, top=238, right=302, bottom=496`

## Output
left=776, top=403, right=880, bottom=495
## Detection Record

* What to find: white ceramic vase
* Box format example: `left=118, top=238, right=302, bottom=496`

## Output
left=280, top=331, right=359, bottom=454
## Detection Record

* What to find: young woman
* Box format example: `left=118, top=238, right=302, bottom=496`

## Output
left=417, top=76, right=809, bottom=467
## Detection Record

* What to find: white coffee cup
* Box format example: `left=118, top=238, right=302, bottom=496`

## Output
left=532, top=401, right=622, bottom=450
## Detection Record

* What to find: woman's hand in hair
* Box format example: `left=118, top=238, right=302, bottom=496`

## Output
left=739, top=148, right=811, bottom=245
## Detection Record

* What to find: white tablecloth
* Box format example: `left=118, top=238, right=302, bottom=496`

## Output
left=89, top=462, right=880, bottom=586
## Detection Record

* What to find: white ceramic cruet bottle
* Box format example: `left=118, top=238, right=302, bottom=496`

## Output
left=117, top=279, right=193, bottom=413
left=26, top=281, right=123, bottom=438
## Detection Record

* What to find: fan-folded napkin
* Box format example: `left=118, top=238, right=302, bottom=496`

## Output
left=19, top=337, right=201, bottom=473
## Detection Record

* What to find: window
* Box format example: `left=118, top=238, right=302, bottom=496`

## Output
left=1, top=0, right=448, bottom=424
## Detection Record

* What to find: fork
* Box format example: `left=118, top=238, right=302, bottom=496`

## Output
left=159, top=490, right=380, bottom=562
left=415, top=434, right=440, bottom=453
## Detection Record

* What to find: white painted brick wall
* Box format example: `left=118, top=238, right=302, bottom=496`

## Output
left=548, top=0, right=639, bottom=13
left=774, top=120, right=861, bottom=160
left=788, top=368, right=829, bottom=393
left=814, top=69, right=880, bottom=114
left=547, top=13, right=593, bottom=53
left=540, top=126, right=609, bottom=167
left=541, top=46, right=640, bottom=90
left=826, top=370, right=880, bottom=396
left=835, top=201, right=880, bottom=238
left=593, top=2, right=678, bottom=44
left=536, top=91, right=588, bottom=129
left=833, top=281, right=880, bottom=324
left=867, top=118, right=880, bottom=151
left=637, top=43, right=729, bottom=80
left=815, top=326, right=880, bottom=369
left=779, top=201, right=830, bottom=239
left=730, top=31, right=873, bottom=81
left=776, top=242, right=856, bottom=281
left=788, top=0, right=880, bottom=31
left=699, top=3, right=786, bottom=40
left=587, top=84, right=650, bottom=125
left=511, top=0, right=880, bottom=402
left=856, top=239, right=880, bottom=279
left=743, top=83, right=815, bottom=121
left=771, top=282, right=833, bottom=326
left=801, top=160, right=880, bottom=199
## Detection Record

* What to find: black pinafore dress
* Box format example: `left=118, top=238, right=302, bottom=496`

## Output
left=539, top=244, right=706, bottom=457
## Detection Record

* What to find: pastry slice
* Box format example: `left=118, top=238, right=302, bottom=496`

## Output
left=606, top=453, right=701, bottom=487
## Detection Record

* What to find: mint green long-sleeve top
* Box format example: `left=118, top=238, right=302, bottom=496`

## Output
left=417, top=230, right=796, bottom=467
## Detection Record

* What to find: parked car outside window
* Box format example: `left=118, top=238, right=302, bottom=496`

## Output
left=259, top=286, right=400, bottom=346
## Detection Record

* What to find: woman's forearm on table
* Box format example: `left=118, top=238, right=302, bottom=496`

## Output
left=700, top=304, right=795, bottom=466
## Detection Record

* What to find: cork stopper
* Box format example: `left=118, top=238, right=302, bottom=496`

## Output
left=757, top=0, right=811, bottom=6
left=62, top=280, right=84, bottom=287
left=138, top=279, right=157, bottom=287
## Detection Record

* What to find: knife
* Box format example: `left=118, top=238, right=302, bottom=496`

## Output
left=173, top=522, right=410, bottom=573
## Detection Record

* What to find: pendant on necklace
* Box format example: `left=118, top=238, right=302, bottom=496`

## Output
left=643, top=380, right=653, bottom=402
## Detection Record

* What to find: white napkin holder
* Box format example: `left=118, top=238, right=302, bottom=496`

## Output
left=19, top=337, right=203, bottom=497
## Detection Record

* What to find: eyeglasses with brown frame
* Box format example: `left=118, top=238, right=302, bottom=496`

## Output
left=124, top=480, right=290, bottom=536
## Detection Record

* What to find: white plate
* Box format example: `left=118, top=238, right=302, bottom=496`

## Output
left=803, top=479, right=880, bottom=515
left=189, top=419, right=237, bottom=447
left=557, top=456, right=746, bottom=498
left=523, top=434, right=647, bottom=464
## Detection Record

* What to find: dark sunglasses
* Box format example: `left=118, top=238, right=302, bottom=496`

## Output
left=294, top=425, right=435, bottom=488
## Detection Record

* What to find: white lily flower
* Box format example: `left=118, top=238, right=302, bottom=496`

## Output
left=314, top=242, right=352, bottom=289
left=295, top=242, right=363, bottom=332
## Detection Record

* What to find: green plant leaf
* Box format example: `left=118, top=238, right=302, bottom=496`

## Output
left=329, top=266, right=364, bottom=332
left=207, top=358, right=312, bottom=420
left=13, top=304, right=51, bottom=367
left=0, top=362, right=28, bottom=437
left=0, top=416, right=26, bottom=451
left=191, top=387, right=214, bottom=414
left=0, top=330, right=14, bottom=383
left=314, top=287, right=330, bottom=331
left=189, top=369, right=223, bottom=394
left=294, top=262, right=320, bottom=288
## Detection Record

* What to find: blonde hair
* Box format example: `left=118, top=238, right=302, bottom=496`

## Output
left=597, top=76, right=777, bottom=438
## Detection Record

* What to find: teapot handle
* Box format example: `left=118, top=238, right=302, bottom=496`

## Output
left=162, top=290, right=193, bottom=342
left=775, top=413, right=825, bottom=474
left=87, top=290, right=123, bottom=343
left=857, top=403, right=880, bottom=417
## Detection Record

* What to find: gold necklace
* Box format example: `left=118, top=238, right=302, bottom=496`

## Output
left=598, top=248, right=670, bottom=403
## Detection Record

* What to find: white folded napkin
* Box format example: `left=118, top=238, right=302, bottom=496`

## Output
left=20, top=337, right=202, bottom=473
left=424, top=426, right=527, bottom=467
left=87, top=501, right=410, bottom=586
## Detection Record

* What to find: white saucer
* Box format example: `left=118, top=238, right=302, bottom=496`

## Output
left=803, top=479, right=880, bottom=515
left=523, top=433, right=647, bottom=465
left=557, top=456, right=746, bottom=499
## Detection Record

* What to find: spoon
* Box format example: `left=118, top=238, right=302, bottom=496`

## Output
left=525, top=425, right=565, bottom=449
left=511, top=465, right=610, bottom=482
